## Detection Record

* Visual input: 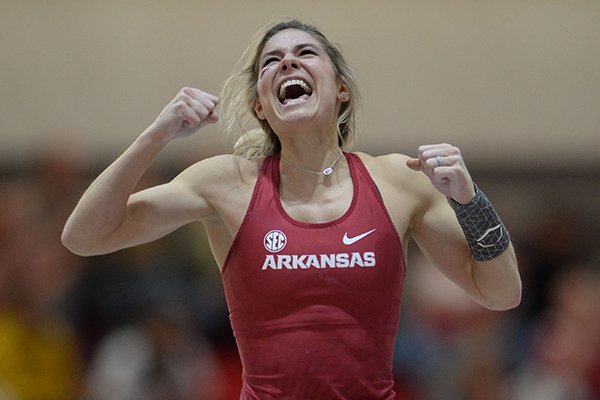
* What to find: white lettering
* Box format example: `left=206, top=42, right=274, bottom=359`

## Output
left=262, top=252, right=377, bottom=270
left=262, top=255, right=277, bottom=270
left=320, top=254, right=335, bottom=268
left=350, top=252, right=364, bottom=267
left=264, top=230, right=287, bottom=252
left=292, top=254, right=307, bottom=269
left=363, top=252, right=376, bottom=267
left=279, top=254, right=292, bottom=270
left=335, top=253, right=349, bottom=268
left=306, top=254, right=320, bottom=269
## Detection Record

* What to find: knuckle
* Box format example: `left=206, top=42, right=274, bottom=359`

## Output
left=198, top=109, right=210, bottom=119
left=172, top=103, right=184, bottom=113
left=179, top=87, right=190, bottom=97
left=173, top=100, right=188, bottom=111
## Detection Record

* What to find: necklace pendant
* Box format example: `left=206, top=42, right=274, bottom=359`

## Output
left=280, top=148, right=342, bottom=176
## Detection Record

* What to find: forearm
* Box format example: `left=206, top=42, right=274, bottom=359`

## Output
left=448, top=186, right=521, bottom=310
left=470, top=243, right=521, bottom=310
left=62, top=127, right=166, bottom=255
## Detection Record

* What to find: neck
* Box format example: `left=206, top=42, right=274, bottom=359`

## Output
left=281, top=147, right=343, bottom=176
left=275, top=122, right=345, bottom=176
left=277, top=148, right=351, bottom=202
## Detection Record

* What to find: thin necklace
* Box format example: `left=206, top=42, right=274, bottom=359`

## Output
left=280, top=148, right=344, bottom=176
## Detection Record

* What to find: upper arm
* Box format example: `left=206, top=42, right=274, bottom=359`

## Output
left=408, top=177, right=490, bottom=301
left=104, top=155, right=233, bottom=253
left=366, top=153, right=476, bottom=296
left=410, top=191, right=471, bottom=272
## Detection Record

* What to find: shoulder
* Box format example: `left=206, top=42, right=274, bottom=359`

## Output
left=173, top=154, right=264, bottom=202
left=176, top=154, right=262, bottom=185
left=352, top=151, right=441, bottom=219
left=353, top=151, right=429, bottom=193
left=167, top=154, right=265, bottom=224
left=353, top=151, right=410, bottom=172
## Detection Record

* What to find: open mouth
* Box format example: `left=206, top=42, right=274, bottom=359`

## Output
left=278, top=79, right=313, bottom=105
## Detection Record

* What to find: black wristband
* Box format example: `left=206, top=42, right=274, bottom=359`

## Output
left=448, top=185, right=511, bottom=261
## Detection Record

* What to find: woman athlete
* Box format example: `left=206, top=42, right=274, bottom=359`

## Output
left=62, top=19, right=521, bottom=399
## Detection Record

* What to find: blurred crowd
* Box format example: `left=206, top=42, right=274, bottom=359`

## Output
left=0, top=149, right=598, bottom=400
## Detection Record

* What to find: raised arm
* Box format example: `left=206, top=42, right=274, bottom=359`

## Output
left=61, top=87, right=219, bottom=256
left=406, top=144, right=521, bottom=311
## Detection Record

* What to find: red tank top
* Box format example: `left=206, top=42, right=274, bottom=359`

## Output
left=222, top=152, right=405, bottom=399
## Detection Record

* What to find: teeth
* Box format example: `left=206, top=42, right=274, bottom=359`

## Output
left=278, top=79, right=312, bottom=101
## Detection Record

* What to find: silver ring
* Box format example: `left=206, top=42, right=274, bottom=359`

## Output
left=435, top=155, right=444, bottom=167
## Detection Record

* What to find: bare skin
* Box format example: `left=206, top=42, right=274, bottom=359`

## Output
left=62, top=29, right=521, bottom=311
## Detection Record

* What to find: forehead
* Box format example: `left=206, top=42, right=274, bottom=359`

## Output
left=260, top=29, right=323, bottom=56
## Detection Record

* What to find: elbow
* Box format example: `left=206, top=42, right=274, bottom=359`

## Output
left=476, top=247, right=522, bottom=311
left=61, top=221, right=124, bottom=257
left=485, top=280, right=522, bottom=311
left=489, top=293, right=521, bottom=312
left=61, top=225, right=98, bottom=257
left=508, top=282, right=523, bottom=310
left=61, top=228, right=86, bottom=256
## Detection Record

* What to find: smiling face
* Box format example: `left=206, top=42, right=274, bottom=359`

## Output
left=253, top=29, right=349, bottom=135
left=219, top=20, right=359, bottom=157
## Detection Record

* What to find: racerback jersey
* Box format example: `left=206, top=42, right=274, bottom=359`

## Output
left=221, top=152, right=405, bottom=399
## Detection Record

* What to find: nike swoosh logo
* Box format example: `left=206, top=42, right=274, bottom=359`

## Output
left=343, top=229, right=376, bottom=245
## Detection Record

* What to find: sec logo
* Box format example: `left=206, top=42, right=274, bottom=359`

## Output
left=264, top=230, right=287, bottom=253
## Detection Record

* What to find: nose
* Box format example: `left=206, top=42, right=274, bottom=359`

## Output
left=280, top=54, right=300, bottom=72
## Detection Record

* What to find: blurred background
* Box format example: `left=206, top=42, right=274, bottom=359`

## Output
left=1, top=1, right=599, bottom=399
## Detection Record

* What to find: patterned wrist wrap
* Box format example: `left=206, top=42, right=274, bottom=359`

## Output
left=448, top=186, right=510, bottom=261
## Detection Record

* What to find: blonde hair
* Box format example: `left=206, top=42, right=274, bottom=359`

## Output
left=219, top=19, right=360, bottom=159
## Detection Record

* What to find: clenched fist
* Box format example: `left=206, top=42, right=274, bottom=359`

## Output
left=406, top=143, right=476, bottom=204
left=148, top=87, right=219, bottom=143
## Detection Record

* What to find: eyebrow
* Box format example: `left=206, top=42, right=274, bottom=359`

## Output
left=260, top=42, right=320, bottom=62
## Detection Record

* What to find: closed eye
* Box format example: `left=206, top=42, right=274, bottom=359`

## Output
left=262, top=56, right=280, bottom=68
left=299, top=48, right=317, bottom=57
